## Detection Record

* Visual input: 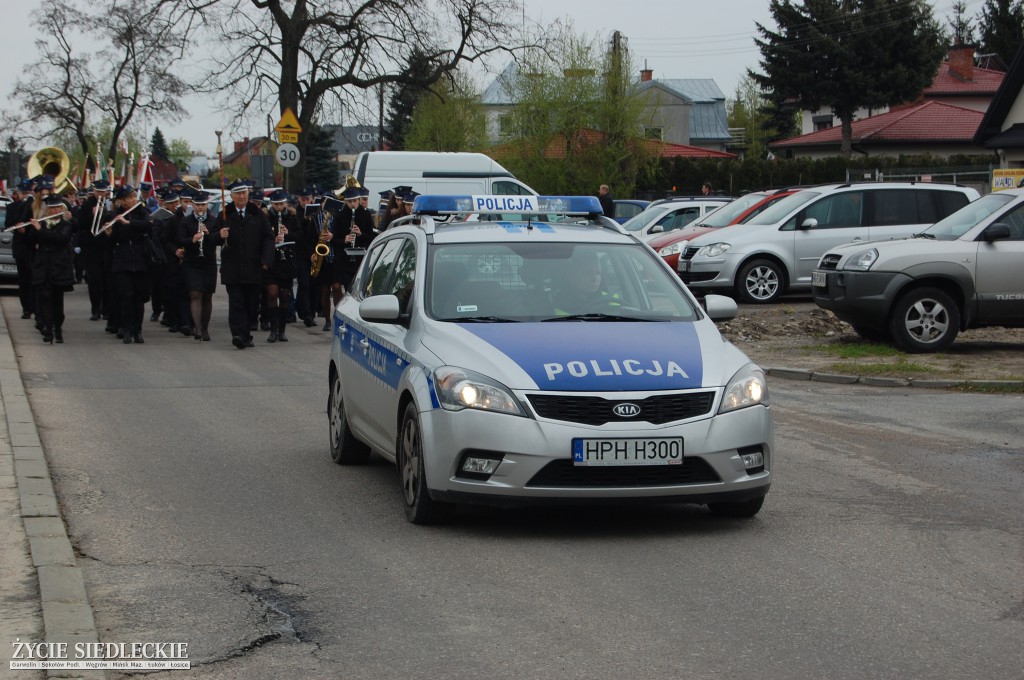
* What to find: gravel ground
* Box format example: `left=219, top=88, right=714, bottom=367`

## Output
left=717, top=301, right=1024, bottom=383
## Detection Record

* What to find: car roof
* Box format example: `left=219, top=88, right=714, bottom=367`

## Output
left=427, top=219, right=637, bottom=245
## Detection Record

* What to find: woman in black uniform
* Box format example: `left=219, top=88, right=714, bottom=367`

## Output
left=316, top=182, right=375, bottom=330
left=264, top=190, right=297, bottom=342
left=25, top=195, right=76, bottom=343
left=108, top=185, right=153, bottom=344
left=176, top=190, right=217, bottom=341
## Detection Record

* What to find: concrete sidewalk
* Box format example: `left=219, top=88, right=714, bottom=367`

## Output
left=0, top=298, right=102, bottom=680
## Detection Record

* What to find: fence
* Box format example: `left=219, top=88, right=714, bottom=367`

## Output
left=845, top=167, right=993, bottom=195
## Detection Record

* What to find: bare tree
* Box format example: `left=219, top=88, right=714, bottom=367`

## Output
left=197, top=0, right=532, bottom=187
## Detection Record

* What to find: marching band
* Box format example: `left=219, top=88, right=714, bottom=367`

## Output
left=5, top=159, right=402, bottom=349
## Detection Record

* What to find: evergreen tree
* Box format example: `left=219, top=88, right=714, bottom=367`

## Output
left=385, top=49, right=437, bottom=150
left=979, top=0, right=1024, bottom=66
left=752, top=0, right=944, bottom=155
left=304, top=124, right=338, bottom=190
left=947, top=1, right=977, bottom=45
left=150, top=127, right=170, bottom=160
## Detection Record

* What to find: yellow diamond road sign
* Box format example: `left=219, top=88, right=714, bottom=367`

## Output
left=274, top=107, right=302, bottom=134
left=278, top=132, right=298, bottom=143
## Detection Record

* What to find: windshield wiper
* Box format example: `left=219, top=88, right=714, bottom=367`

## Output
left=912, top=232, right=936, bottom=239
left=437, top=315, right=519, bottom=323
left=541, top=313, right=659, bottom=322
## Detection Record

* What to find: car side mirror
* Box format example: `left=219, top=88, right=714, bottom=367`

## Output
left=799, top=217, right=818, bottom=230
left=359, top=295, right=402, bottom=324
left=982, top=223, right=1011, bottom=242
left=650, top=225, right=664, bottom=234
left=703, top=294, right=738, bottom=322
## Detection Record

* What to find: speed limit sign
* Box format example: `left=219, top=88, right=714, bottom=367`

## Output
left=275, top=143, right=300, bottom=168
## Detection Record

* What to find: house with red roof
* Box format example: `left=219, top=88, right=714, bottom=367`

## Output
left=775, top=45, right=1002, bottom=159
left=490, top=128, right=735, bottom=161
left=974, top=43, right=1024, bottom=168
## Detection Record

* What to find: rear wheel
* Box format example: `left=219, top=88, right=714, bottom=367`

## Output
left=708, top=496, right=765, bottom=518
left=328, top=372, right=370, bottom=465
left=398, top=402, right=456, bottom=524
left=736, top=259, right=784, bottom=304
left=888, top=287, right=960, bottom=353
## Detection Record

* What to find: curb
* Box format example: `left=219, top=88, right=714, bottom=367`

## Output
left=764, top=366, right=1024, bottom=390
left=0, top=306, right=104, bottom=680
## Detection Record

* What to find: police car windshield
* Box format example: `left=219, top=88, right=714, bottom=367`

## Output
left=428, top=242, right=699, bottom=322
left=920, top=192, right=1014, bottom=240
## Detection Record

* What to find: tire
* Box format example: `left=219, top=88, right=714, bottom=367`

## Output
left=398, top=402, right=456, bottom=525
left=328, top=371, right=371, bottom=465
left=851, top=324, right=891, bottom=343
left=708, top=495, right=765, bottom=518
left=736, top=259, right=784, bottom=304
left=888, top=287, right=960, bottom=353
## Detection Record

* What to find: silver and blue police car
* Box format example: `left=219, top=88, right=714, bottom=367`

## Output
left=327, top=195, right=773, bottom=524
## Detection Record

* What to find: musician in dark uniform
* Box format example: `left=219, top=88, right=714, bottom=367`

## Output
left=177, top=190, right=216, bottom=341
left=6, top=179, right=36, bottom=319
left=264, top=190, right=297, bottom=343
left=316, top=183, right=375, bottom=331
left=155, top=191, right=190, bottom=335
left=379, top=185, right=409, bottom=231
left=24, top=195, right=75, bottom=343
left=108, top=184, right=153, bottom=344
left=294, top=186, right=318, bottom=327
left=211, top=180, right=274, bottom=350
left=75, top=180, right=113, bottom=321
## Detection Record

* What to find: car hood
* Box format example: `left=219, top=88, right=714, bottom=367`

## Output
left=828, top=236, right=973, bottom=268
left=421, top=320, right=749, bottom=392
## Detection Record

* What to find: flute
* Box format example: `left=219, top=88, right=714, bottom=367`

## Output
left=2, top=213, right=64, bottom=232
left=94, top=201, right=144, bottom=235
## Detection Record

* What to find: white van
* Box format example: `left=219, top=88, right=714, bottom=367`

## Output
left=352, top=151, right=536, bottom=197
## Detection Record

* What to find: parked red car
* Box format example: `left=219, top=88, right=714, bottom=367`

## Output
left=647, top=188, right=802, bottom=270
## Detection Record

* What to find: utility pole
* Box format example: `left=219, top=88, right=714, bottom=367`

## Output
left=378, top=83, right=385, bottom=150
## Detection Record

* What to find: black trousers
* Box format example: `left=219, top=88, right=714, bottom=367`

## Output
left=295, top=264, right=313, bottom=320
left=84, top=253, right=105, bottom=316
left=115, top=271, right=151, bottom=334
left=36, top=286, right=65, bottom=331
left=225, top=283, right=260, bottom=339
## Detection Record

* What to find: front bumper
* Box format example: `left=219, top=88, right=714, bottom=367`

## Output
left=678, top=256, right=737, bottom=291
left=812, top=269, right=909, bottom=328
left=417, top=393, right=773, bottom=506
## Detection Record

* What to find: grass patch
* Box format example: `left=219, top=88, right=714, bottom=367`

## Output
left=952, top=382, right=1024, bottom=394
left=801, top=341, right=904, bottom=359
left=825, top=358, right=933, bottom=376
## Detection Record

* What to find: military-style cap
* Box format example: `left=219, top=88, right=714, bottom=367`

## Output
left=43, top=195, right=68, bottom=208
left=268, top=189, right=289, bottom=203
left=341, top=186, right=361, bottom=200
left=227, top=179, right=251, bottom=193
left=297, top=186, right=316, bottom=197
left=168, top=177, right=186, bottom=189
left=91, top=179, right=111, bottom=191
left=17, top=179, right=34, bottom=191
left=192, top=191, right=212, bottom=205
left=34, top=177, right=55, bottom=191
left=113, top=185, right=136, bottom=200
left=163, top=191, right=181, bottom=203
left=392, top=185, right=412, bottom=200
left=140, top=181, right=153, bottom=191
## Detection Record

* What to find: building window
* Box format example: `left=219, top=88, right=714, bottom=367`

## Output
left=812, top=114, right=833, bottom=132
left=644, top=127, right=663, bottom=140
left=498, top=114, right=514, bottom=136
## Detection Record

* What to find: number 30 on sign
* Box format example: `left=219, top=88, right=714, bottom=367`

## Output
left=276, top=144, right=300, bottom=168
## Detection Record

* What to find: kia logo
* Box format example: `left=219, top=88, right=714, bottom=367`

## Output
left=612, top=403, right=640, bottom=417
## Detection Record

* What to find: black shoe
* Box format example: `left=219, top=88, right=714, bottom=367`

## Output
left=303, top=317, right=315, bottom=327
left=278, top=326, right=288, bottom=342
left=322, top=321, right=331, bottom=331
left=202, top=333, right=211, bottom=342
left=181, top=327, right=194, bottom=337
left=266, top=330, right=278, bottom=343
left=133, top=333, right=144, bottom=344
left=54, top=330, right=63, bottom=344
left=286, top=314, right=297, bottom=324
left=232, top=335, right=246, bottom=349
left=168, top=326, right=179, bottom=333
left=245, top=338, right=255, bottom=348
left=90, top=313, right=101, bottom=321
left=105, top=326, right=116, bottom=334
left=21, top=312, right=32, bottom=319
left=122, top=334, right=132, bottom=344
left=42, top=329, right=54, bottom=344
left=116, top=329, right=125, bottom=339
left=194, top=333, right=202, bottom=340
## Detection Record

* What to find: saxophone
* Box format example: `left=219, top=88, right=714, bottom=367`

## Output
left=310, top=209, right=333, bottom=277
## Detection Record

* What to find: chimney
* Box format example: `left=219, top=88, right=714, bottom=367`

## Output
left=640, top=68, right=653, bottom=82
left=948, top=44, right=975, bottom=82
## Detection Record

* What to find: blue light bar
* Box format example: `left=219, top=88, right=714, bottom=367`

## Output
left=412, top=195, right=604, bottom=216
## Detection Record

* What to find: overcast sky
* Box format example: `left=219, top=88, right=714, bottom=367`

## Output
left=0, top=0, right=975, bottom=155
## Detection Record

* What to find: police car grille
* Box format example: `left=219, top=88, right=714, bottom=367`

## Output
left=526, top=457, right=720, bottom=488
left=819, top=254, right=841, bottom=271
left=527, top=392, right=715, bottom=425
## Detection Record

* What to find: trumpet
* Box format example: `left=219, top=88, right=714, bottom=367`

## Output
left=93, top=201, right=143, bottom=236
left=2, top=213, right=64, bottom=232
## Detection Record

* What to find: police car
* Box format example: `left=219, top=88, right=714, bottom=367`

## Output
left=327, top=195, right=773, bottom=524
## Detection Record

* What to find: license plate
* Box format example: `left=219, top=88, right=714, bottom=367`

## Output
left=0, top=264, right=16, bottom=273
left=572, top=437, right=683, bottom=466
left=812, top=271, right=827, bottom=287
left=678, top=260, right=690, bottom=272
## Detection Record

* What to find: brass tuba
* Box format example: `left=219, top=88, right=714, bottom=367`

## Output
left=27, top=147, right=77, bottom=195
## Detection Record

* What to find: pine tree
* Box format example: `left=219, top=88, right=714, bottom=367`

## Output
left=752, top=0, right=944, bottom=155
left=979, top=0, right=1024, bottom=66
left=948, top=1, right=977, bottom=45
left=385, top=49, right=436, bottom=150
left=304, top=124, right=338, bottom=190
left=150, top=127, right=170, bottom=160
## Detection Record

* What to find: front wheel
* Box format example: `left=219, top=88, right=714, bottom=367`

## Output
left=736, top=259, right=784, bottom=304
left=888, top=287, right=960, bottom=353
left=398, top=403, right=455, bottom=524
left=328, top=371, right=370, bottom=465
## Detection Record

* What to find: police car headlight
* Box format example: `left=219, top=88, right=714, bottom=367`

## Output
left=433, top=367, right=527, bottom=417
left=719, top=364, right=769, bottom=414
left=696, top=242, right=731, bottom=258
left=658, top=243, right=681, bottom=257
left=843, top=248, right=878, bottom=271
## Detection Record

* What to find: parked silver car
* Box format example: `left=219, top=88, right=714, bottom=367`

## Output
left=0, top=204, right=18, bottom=283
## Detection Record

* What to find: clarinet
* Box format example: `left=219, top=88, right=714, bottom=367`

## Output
left=196, top=213, right=206, bottom=259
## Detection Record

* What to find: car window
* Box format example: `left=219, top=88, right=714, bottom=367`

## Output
left=385, top=240, right=417, bottom=313
left=924, top=193, right=1014, bottom=240
left=698, top=193, right=766, bottom=227
left=659, top=207, right=700, bottom=232
left=869, top=190, right=919, bottom=226
left=804, top=191, right=864, bottom=228
left=428, top=242, right=699, bottom=321
left=615, top=202, right=645, bottom=220
left=993, top=203, right=1024, bottom=240
left=936, top=190, right=970, bottom=217
left=363, top=238, right=404, bottom=298
left=748, top=191, right=821, bottom=225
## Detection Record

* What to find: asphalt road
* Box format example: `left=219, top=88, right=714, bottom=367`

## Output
left=6, top=288, right=1023, bottom=679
